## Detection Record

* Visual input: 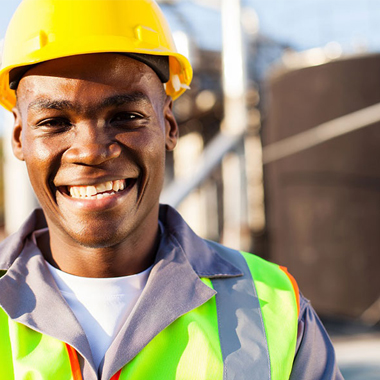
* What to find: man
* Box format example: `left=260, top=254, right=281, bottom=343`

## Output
left=0, top=0, right=343, bottom=379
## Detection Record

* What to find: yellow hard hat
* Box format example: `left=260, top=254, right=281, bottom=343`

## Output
left=0, top=0, right=193, bottom=111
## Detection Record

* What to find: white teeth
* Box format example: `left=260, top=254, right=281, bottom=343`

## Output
left=94, top=181, right=113, bottom=193
left=86, top=186, right=97, bottom=197
left=95, top=183, right=107, bottom=193
left=79, top=187, right=87, bottom=197
left=68, top=180, right=127, bottom=199
left=73, top=187, right=80, bottom=198
left=113, top=181, right=120, bottom=192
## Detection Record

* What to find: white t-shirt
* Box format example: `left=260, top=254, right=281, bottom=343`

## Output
left=46, top=261, right=151, bottom=370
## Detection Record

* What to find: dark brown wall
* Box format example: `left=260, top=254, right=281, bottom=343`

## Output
left=263, top=54, right=380, bottom=318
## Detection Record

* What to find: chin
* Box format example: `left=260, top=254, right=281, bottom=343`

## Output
left=65, top=221, right=131, bottom=249
left=74, top=233, right=126, bottom=249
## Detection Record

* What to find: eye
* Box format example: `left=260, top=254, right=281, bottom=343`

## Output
left=110, top=112, right=143, bottom=127
left=36, top=117, right=72, bottom=131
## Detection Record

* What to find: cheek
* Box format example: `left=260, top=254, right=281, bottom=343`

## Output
left=24, top=135, right=57, bottom=163
left=22, top=136, right=61, bottom=188
left=24, top=142, right=55, bottom=164
left=143, top=138, right=166, bottom=176
left=123, top=132, right=167, bottom=195
left=117, top=129, right=166, bottom=166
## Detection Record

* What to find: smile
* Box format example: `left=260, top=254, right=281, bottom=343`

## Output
left=66, top=179, right=134, bottom=199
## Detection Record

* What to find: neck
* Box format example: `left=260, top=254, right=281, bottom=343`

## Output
left=39, top=221, right=160, bottom=278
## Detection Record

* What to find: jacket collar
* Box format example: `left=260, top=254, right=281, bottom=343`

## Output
left=158, top=205, right=242, bottom=278
left=0, top=208, right=47, bottom=270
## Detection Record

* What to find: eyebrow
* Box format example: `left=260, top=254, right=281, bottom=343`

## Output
left=27, top=92, right=151, bottom=113
left=28, top=99, right=74, bottom=112
left=100, top=93, right=150, bottom=108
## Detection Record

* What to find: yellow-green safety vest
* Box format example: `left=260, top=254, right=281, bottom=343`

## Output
left=0, top=249, right=299, bottom=380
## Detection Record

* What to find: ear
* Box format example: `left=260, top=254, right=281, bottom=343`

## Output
left=163, top=96, right=179, bottom=151
left=11, top=107, right=25, bottom=161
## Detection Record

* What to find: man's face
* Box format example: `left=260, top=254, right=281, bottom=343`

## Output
left=12, top=53, right=178, bottom=249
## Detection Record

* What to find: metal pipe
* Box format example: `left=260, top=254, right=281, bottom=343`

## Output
left=262, top=101, right=380, bottom=164
left=160, top=131, right=244, bottom=207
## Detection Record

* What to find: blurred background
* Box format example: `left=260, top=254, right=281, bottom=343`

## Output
left=1, top=0, right=379, bottom=378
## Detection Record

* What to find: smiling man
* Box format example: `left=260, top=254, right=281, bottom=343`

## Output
left=12, top=53, right=177, bottom=278
left=0, top=0, right=343, bottom=379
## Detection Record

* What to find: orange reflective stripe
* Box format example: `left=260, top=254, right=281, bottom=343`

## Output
left=279, top=266, right=300, bottom=316
left=66, top=344, right=83, bottom=380
left=111, top=369, right=122, bottom=380
left=66, top=344, right=123, bottom=380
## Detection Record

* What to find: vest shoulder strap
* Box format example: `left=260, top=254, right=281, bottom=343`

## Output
left=240, top=251, right=299, bottom=380
left=207, top=241, right=298, bottom=380
left=210, top=243, right=271, bottom=380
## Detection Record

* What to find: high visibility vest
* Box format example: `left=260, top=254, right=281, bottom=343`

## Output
left=0, top=247, right=299, bottom=380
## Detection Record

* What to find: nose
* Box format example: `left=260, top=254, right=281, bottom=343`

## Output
left=63, top=123, right=122, bottom=166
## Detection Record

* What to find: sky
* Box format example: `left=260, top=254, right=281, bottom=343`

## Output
left=0, top=0, right=21, bottom=39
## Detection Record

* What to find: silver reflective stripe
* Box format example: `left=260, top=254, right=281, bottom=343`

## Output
left=209, top=242, right=271, bottom=380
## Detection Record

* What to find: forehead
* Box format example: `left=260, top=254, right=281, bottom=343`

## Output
left=16, top=53, right=164, bottom=109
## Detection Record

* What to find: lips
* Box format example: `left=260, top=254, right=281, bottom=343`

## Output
left=66, top=179, right=134, bottom=199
